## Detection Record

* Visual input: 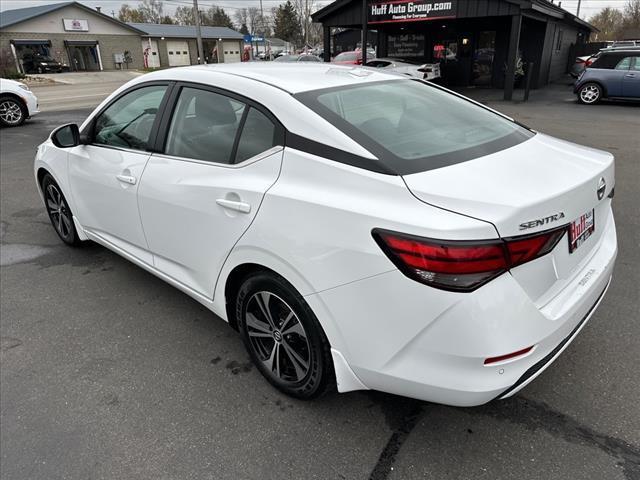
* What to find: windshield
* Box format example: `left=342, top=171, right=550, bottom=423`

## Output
left=296, top=80, right=534, bottom=174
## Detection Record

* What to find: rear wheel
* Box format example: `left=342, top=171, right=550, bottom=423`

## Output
left=578, top=83, right=602, bottom=104
left=41, top=174, right=83, bottom=246
left=236, top=272, right=334, bottom=399
left=0, top=96, right=26, bottom=127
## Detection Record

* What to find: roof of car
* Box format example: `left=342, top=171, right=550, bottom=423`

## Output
left=178, top=63, right=405, bottom=94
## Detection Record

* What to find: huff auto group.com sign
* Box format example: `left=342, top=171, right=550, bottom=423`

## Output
left=369, top=0, right=457, bottom=24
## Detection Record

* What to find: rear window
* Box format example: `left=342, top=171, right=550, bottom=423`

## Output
left=335, top=52, right=357, bottom=61
left=296, top=80, right=534, bottom=174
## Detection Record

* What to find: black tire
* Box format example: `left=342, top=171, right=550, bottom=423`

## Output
left=236, top=272, right=335, bottom=399
left=41, top=174, right=83, bottom=246
left=0, top=96, right=27, bottom=127
left=577, top=82, right=602, bottom=105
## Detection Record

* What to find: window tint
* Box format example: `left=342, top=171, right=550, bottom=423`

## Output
left=235, top=108, right=276, bottom=163
left=632, top=57, right=640, bottom=71
left=94, top=85, right=167, bottom=150
left=297, top=80, right=533, bottom=173
left=165, top=87, right=245, bottom=163
left=615, top=57, right=632, bottom=70
left=591, top=53, right=625, bottom=69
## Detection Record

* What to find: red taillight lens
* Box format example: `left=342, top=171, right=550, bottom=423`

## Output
left=373, top=227, right=566, bottom=292
left=585, top=58, right=594, bottom=67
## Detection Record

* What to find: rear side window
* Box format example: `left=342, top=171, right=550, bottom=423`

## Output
left=234, top=108, right=276, bottom=162
left=615, top=57, right=633, bottom=70
left=335, top=52, right=357, bottom=62
left=591, top=54, right=626, bottom=69
left=165, top=87, right=245, bottom=163
left=296, top=80, right=533, bottom=174
left=632, top=57, right=640, bottom=71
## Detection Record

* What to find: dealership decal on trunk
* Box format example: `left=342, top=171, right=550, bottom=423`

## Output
left=519, top=212, right=565, bottom=231
left=569, top=210, right=595, bottom=253
left=369, top=0, right=457, bottom=24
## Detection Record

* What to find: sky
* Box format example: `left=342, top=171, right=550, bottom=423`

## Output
left=0, top=0, right=631, bottom=20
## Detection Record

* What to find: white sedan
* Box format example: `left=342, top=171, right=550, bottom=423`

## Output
left=365, top=57, right=441, bottom=81
left=34, top=64, right=616, bottom=406
left=0, top=78, right=39, bottom=127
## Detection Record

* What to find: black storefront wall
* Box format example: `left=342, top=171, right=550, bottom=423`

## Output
left=315, top=0, right=593, bottom=93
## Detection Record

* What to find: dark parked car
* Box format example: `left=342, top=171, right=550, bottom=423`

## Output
left=273, top=54, right=321, bottom=63
left=574, top=48, right=640, bottom=104
left=21, top=53, right=64, bottom=74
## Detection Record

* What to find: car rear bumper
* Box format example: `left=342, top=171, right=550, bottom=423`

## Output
left=308, top=211, right=617, bottom=406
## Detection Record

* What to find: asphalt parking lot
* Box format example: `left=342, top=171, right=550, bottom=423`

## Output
left=1, top=83, right=639, bottom=480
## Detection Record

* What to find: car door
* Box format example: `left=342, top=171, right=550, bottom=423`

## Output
left=622, top=56, right=640, bottom=98
left=67, top=83, right=170, bottom=264
left=137, top=84, right=284, bottom=297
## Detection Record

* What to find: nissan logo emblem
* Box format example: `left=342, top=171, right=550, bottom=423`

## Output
left=597, top=177, right=606, bottom=200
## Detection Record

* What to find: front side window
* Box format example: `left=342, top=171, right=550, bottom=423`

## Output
left=297, top=80, right=534, bottom=174
left=164, top=87, right=245, bottom=163
left=94, top=85, right=167, bottom=151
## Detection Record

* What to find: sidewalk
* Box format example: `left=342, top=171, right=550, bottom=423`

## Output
left=27, top=70, right=145, bottom=85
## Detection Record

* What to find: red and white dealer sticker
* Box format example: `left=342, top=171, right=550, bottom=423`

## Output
left=569, top=209, right=595, bottom=253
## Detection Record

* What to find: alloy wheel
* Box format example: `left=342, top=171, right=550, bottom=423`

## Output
left=45, top=183, right=73, bottom=241
left=0, top=100, right=24, bottom=125
left=580, top=84, right=600, bottom=104
left=245, top=291, right=311, bottom=383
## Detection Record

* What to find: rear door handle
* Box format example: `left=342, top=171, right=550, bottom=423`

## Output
left=116, top=174, right=137, bottom=185
left=216, top=199, right=251, bottom=214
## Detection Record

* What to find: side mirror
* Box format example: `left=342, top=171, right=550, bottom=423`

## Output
left=51, top=123, right=81, bottom=148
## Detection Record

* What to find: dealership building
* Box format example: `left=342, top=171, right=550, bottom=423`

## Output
left=313, top=0, right=596, bottom=97
left=0, top=1, right=244, bottom=74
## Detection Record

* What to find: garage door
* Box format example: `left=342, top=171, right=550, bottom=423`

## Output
left=222, top=41, right=241, bottom=63
left=167, top=40, right=190, bottom=66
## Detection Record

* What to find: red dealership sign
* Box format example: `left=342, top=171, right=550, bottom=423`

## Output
left=369, top=0, right=457, bottom=24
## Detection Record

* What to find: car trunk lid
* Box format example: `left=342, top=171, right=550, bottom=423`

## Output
left=402, top=133, right=614, bottom=303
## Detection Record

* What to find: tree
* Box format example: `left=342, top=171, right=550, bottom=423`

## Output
left=138, top=0, right=164, bottom=23
left=117, top=4, right=144, bottom=23
left=160, top=15, right=174, bottom=25
left=292, top=0, right=317, bottom=45
left=204, top=6, right=234, bottom=28
left=274, top=1, right=301, bottom=43
left=235, top=8, right=249, bottom=30
left=589, top=7, right=624, bottom=40
left=239, top=23, right=250, bottom=35
left=621, top=0, right=640, bottom=33
left=247, top=7, right=262, bottom=35
left=174, top=5, right=195, bottom=25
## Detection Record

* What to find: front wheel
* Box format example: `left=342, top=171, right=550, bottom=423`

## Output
left=41, top=174, right=83, bottom=246
left=236, top=272, right=335, bottom=399
left=0, top=96, right=26, bottom=127
left=578, top=83, right=602, bottom=104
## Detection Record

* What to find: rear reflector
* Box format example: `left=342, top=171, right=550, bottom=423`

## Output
left=373, top=226, right=566, bottom=292
left=484, top=346, right=534, bottom=365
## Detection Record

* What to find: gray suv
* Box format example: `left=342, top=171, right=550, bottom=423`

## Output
left=574, top=48, right=640, bottom=104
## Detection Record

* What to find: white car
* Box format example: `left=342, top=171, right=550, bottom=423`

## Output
left=365, top=57, right=441, bottom=81
left=34, top=64, right=617, bottom=406
left=0, top=78, right=39, bottom=127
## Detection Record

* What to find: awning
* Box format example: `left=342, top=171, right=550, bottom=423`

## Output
left=64, top=40, right=98, bottom=46
left=11, top=40, right=52, bottom=46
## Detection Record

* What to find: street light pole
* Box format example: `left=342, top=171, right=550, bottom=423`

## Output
left=361, top=0, right=368, bottom=64
left=576, top=0, right=582, bottom=17
left=193, top=0, right=204, bottom=63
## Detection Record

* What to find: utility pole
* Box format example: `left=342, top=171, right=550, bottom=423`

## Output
left=193, top=0, right=204, bottom=64
left=576, top=0, right=582, bottom=17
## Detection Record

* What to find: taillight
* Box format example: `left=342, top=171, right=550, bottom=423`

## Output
left=372, top=227, right=566, bottom=292
left=585, top=58, right=594, bottom=67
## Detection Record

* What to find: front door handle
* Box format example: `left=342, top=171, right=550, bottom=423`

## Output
left=116, top=174, right=137, bottom=185
left=625, top=73, right=636, bottom=77
left=216, top=198, right=251, bottom=214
